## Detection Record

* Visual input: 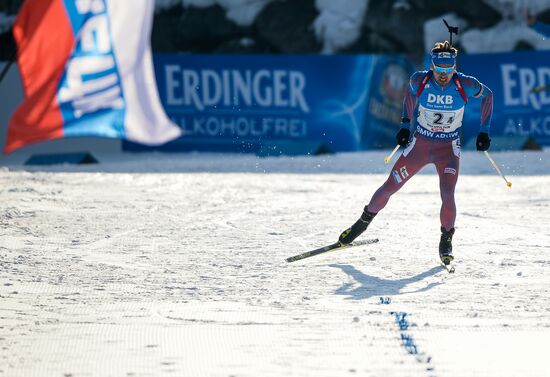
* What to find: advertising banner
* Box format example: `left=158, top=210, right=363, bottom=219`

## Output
left=124, top=54, right=414, bottom=154
left=361, top=54, right=415, bottom=149
left=459, top=50, right=550, bottom=146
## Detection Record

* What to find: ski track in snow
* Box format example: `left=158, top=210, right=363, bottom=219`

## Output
left=1, top=152, right=549, bottom=377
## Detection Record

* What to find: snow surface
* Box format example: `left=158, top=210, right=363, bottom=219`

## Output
left=1, top=149, right=550, bottom=376
left=313, top=0, right=369, bottom=54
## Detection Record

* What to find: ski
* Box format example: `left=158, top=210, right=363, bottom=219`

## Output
left=286, top=238, right=379, bottom=263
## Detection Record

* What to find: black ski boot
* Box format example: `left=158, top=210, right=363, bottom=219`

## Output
left=439, top=227, right=455, bottom=265
left=338, top=207, right=376, bottom=245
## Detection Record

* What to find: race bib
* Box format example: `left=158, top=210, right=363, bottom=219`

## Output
left=418, top=105, right=464, bottom=133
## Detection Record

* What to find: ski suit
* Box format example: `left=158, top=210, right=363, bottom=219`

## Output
left=366, top=70, right=494, bottom=231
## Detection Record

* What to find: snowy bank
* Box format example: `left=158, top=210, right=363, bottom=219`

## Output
left=1, top=148, right=549, bottom=176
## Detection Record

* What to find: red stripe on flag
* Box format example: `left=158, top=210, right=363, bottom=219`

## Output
left=4, top=0, right=75, bottom=154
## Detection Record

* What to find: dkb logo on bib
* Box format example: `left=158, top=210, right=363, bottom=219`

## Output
left=427, top=93, right=453, bottom=105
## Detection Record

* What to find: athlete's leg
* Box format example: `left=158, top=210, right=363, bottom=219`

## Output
left=434, top=140, right=460, bottom=231
left=366, top=136, right=429, bottom=213
left=338, top=136, right=430, bottom=244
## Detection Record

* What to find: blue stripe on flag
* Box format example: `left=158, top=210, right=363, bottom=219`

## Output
left=63, top=110, right=125, bottom=138
left=58, top=0, right=126, bottom=139
left=61, top=0, right=87, bottom=35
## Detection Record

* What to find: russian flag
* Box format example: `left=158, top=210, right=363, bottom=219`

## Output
left=4, top=0, right=182, bottom=154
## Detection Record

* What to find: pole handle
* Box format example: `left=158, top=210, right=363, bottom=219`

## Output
left=384, top=145, right=400, bottom=164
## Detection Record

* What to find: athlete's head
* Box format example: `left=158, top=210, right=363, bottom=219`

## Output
left=430, top=41, right=457, bottom=86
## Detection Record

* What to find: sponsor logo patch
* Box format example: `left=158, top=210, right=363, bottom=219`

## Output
left=393, top=166, right=410, bottom=183
left=400, top=166, right=409, bottom=179
left=392, top=170, right=402, bottom=184
left=444, top=167, right=457, bottom=175
left=427, top=93, right=453, bottom=105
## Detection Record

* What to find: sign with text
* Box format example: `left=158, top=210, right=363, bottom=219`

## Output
left=460, top=50, right=550, bottom=145
left=124, top=54, right=412, bottom=153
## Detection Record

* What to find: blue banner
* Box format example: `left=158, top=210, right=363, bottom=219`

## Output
left=459, top=50, right=550, bottom=145
left=361, top=55, right=415, bottom=149
left=124, top=54, right=413, bottom=153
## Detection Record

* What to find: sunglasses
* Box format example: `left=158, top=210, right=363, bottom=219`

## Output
left=432, top=62, right=455, bottom=74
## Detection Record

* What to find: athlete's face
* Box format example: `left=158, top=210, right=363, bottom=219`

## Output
left=432, top=64, right=455, bottom=86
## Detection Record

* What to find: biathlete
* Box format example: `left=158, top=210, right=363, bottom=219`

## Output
left=338, top=40, right=494, bottom=265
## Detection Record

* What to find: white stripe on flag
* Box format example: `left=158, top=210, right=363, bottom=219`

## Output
left=107, top=0, right=182, bottom=145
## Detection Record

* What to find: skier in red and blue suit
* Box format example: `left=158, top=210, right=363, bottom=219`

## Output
left=338, top=41, right=494, bottom=265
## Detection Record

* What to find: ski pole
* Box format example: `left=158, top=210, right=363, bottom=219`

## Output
left=384, top=145, right=400, bottom=164
left=483, top=151, right=512, bottom=188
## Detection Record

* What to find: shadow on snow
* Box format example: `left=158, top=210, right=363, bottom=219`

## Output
left=329, top=264, right=443, bottom=300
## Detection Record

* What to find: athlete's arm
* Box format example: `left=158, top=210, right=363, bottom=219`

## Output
left=477, top=84, right=493, bottom=134
left=460, top=74, right=493, bottom=133
left=400, top=71, right=426, bottom=130
left=401, top=90, right=415, bottom=130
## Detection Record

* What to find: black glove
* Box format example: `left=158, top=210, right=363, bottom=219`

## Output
left=476, top=132, right=491, bottom=151
left=396, top=128, right=411, bottom=147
